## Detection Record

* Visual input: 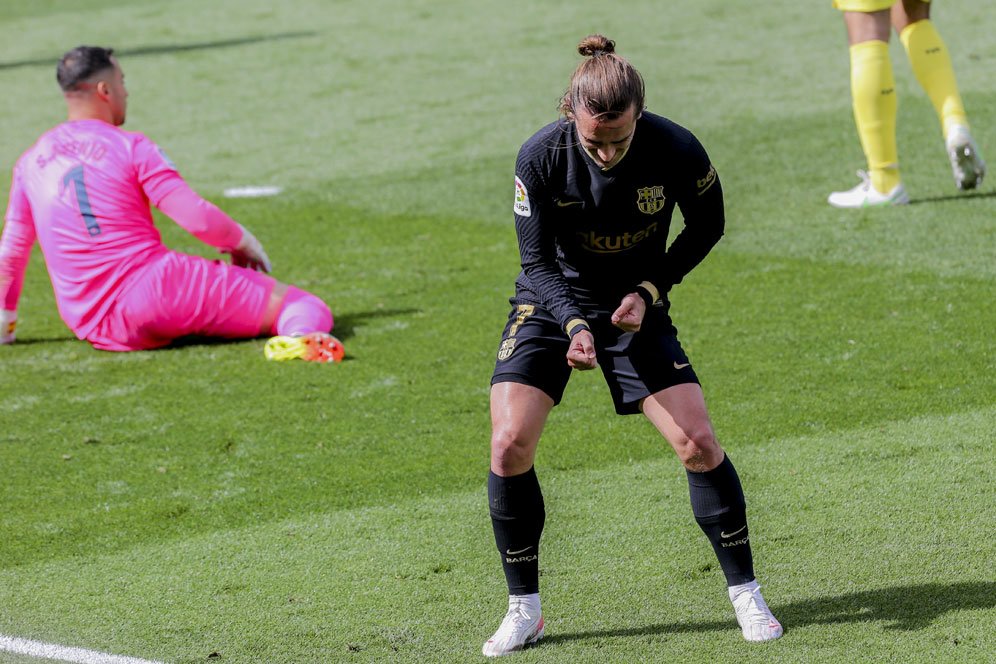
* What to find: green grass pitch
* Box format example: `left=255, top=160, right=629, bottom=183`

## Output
left=1, top=0, right=993, bottom=662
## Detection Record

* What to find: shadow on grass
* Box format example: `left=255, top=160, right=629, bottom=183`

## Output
left=332, top=307, right=422, bottom=341
left=4, top=307, right=419, bottom=351
left=0, top=31, right=316, bottom=71
left=157, top=306, right=422, bottom=349
left=909, top=189, right=996, bottom=205
left=1, top=336, right=75, bottom=346
left=165, top=336, right=249, bottom=350
left=542, top=581, right=995, bottom=646
left=3, top=335, right=241, bottom=350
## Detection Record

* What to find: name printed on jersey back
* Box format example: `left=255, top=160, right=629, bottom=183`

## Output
left=36, top=139, right=108, bottom=170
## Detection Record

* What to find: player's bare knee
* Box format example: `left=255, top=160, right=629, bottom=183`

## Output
left=676, top=428, right=722, bottom=470
left=682, top=449, right=716, bottom=472
left=491, top=427, right=531, bottom=453
left=490, top=427, right=537, bottom=469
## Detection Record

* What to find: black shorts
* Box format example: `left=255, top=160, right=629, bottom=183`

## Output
left=491, top=300, right=699, bottom=415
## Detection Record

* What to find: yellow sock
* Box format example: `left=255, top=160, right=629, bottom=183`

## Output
left=900, top=19, right=969, bottom=137
left=850, top=40, right=900, bottom=194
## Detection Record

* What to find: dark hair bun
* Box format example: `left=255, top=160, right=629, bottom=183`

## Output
left=578, top=34, right=615, bottom=57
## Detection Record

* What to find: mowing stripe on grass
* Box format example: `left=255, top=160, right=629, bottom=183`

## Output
left=1, top=408, right=991, bottom=662
left=0, top=635, right=164, bottom=664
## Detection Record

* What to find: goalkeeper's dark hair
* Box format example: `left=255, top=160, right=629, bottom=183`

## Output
left=57, top=46, right=116, bottom=92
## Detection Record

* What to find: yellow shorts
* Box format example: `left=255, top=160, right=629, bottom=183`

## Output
left=833, top=0, right=930, bottom=11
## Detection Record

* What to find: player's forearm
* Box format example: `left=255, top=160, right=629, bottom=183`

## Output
left=658, top=223, right=724, bottom=290
left=0, top=219, right=34, bottom=312
left=657, top=186, right=726, bottom=290
left=0, top=270, right=24, bottom=342
left=0, top=272, right=25, bottom=313
left=516, top=207, right=587, bottom=333
left=521, top=261, right=587, bottom=335
left=157, top=183, right=243, bottom=250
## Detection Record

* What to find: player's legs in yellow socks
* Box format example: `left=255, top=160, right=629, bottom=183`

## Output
left=899, top=17, right=986, bottom=189
left=850, top=39, right=900, bottom=194
left=898, top=17, right=966, bottom=135
left=829, top=32, right=907, bottom=207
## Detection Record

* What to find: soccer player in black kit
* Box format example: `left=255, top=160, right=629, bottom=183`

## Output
left=482, top=35, right=783, bottom=657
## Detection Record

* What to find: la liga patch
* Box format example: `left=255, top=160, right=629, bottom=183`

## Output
left=513, top=176, right=531, bottom=216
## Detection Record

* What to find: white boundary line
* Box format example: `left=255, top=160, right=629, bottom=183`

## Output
left=0, top=634, right=165, bottom=664
left=222, top=185, right=282, bottom=198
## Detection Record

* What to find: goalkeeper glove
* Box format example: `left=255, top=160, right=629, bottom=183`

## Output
left=227, top=224, right=272, bottom=273
left=0, top=309, right=16, bottom=344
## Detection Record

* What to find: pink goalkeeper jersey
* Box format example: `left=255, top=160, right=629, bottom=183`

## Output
left=2, top=119, right=186, bottom=338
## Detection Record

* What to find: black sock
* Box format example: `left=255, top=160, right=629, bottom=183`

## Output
left=686, top=454, right=755, bottom=586
left=489, top=467, right=545, bottom=595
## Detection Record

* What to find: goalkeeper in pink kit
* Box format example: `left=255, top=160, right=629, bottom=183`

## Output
left=0, top=46, right=342, bottom=362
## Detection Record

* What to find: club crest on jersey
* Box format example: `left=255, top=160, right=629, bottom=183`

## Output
left=497, top=338, right=516, bottom=361
left=636, top=185, right=666, bottom=215
left=513, top=176, right=532, bottom=216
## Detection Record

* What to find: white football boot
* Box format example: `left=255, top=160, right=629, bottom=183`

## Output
left=482, top=595, right=545, bottom=657
left=945, top=125, right=987, bottom=191
left=828, top=170, right=909, bottom=208
left=729, top=580, right=784, bottom=642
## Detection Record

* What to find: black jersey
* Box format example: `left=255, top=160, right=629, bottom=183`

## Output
left=511, top=111, right=725, bottom=333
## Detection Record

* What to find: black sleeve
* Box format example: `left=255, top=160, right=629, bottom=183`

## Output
left=654, top=135, right=725, bottom=292
left=514, top=154, right=587, bottom=335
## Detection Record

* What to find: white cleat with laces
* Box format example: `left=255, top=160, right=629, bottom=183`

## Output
left=729, top=580, right=784, bottom=642
left=945, top=125, right=987, bottom=191
left=482, top=595, right=545, bottom=657
left=828, top=170, right=909, bottom=208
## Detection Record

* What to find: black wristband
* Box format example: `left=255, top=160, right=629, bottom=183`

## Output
left=565, top=318, right=590, bottom=337
left=635, top=285, right=655, bottom=307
